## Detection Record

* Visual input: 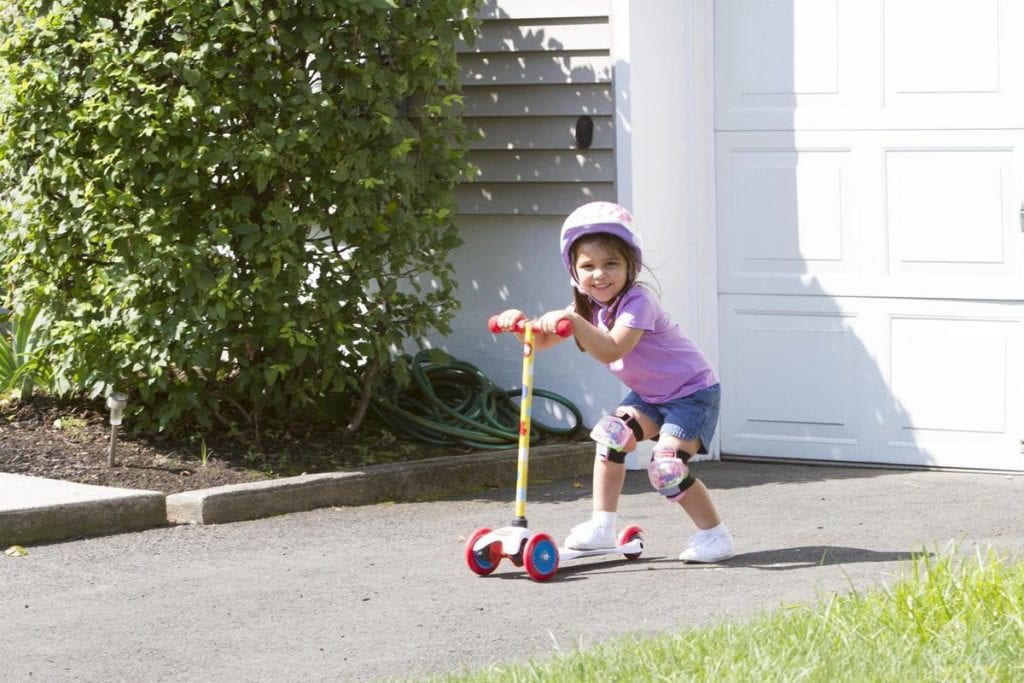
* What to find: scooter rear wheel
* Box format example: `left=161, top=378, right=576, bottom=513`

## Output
left=465, top=527, right=501, bottom=576
left=524, top=533, right=559, bottom=582
left=618, top=525, right=645, bottom=560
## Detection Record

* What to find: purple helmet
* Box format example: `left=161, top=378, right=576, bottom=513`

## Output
left=559, top=201, right=643, bottom=281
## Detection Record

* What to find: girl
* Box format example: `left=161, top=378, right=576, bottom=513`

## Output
left=494, top=201, right=734, bottom=563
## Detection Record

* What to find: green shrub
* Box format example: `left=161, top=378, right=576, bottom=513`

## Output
left=0, top=0, right=479, bottom=439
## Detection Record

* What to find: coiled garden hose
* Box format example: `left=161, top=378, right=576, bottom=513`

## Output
left=369, top=349, right=582, bottom=450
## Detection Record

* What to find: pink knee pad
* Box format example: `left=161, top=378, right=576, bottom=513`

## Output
left=590, top=414, right=638, bottom=455
left=647, top=448, right=692, bottom=503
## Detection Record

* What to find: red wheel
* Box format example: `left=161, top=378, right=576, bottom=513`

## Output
left=465, top=527, right=501, bottom=576
left=523, top=533, right=559, bottom=582
left=618, top=525, right=645, bottom=560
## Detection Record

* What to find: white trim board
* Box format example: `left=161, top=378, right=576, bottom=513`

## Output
left=611, top=0, right=720, bottom=457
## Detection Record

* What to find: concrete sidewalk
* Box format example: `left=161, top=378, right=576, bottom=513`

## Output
left=0, top=473, right=166, bottom=546
left=0, top=442, right=595, bottom=546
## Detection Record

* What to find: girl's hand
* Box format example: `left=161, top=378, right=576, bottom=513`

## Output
left=494, top=309, right=526, bottom=332
left=535, top=310, right=575, bottom=336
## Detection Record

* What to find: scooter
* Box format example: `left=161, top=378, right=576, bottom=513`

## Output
left=464, top=316, right=645, bottom=582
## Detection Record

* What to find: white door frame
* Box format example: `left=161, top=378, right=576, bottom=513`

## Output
left=611, top=1, right=720, bottom=455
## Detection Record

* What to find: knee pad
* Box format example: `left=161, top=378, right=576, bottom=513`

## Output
left=647, top=447, right=696, bottom=502
left=591, top=412, right=643, bottom=464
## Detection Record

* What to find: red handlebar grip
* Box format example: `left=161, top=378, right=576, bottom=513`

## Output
left=488, top=315, right=573, bottom=338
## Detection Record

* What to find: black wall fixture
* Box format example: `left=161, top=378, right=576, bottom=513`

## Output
left=574, top=115, right=594, bottom=150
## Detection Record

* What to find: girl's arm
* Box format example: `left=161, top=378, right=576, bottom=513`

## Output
left=534, top=310, right=643, bottom=363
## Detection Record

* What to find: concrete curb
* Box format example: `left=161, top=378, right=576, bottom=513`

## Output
left=0, top=473, right=166, bottom=547
left=2, top=442, right=595, bottom=544
left=167, top=442, right=594, bottom=525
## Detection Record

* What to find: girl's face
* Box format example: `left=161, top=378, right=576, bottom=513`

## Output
left=573, top=239, right=629, bottom=304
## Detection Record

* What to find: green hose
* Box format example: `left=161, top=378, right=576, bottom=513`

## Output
left=369, top=349, right=583, bottom=450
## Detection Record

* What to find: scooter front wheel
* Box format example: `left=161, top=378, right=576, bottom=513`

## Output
left=524, top=533, right=559, bottom=582
left=465, top=527, right=501, bottom=576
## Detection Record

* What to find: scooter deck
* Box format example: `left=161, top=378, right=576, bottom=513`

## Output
left=558, top=538, right=644, bottom=563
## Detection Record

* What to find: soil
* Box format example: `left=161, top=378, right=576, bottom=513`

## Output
left=0, top=395, right=539, bottom=495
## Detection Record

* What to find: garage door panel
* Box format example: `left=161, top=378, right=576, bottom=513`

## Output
left=722, top=300, right=863, bottom=456
left=718, top=138, right=856, bottom=285
left=715, top=0, right=848, bottom=129
left=737, top=153, right=847, bottom=265
left=890, top=318, right=1007, bottom=437
left=880, top=132, right=1024, bottom=299
left=879, top=0, right=1024, bottom=128
left=730, top=0, right=841, bottom=97
left=884, top=304, right=1023, bottom=469
left=884, top=0, right=1000, bottom=99
left=885, top=146, right=1018, bottom=280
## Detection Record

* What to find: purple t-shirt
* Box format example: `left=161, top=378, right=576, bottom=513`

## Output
left=591, top=285, right=718, bottom=404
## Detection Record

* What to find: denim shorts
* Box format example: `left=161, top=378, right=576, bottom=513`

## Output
left=619, top=383, right=721, bottom=454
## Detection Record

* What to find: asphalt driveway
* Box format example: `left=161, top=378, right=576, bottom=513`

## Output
left=3, top=460, right=1023, bottom=681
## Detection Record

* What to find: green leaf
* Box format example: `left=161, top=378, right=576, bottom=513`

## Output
left=255, top=169, right=270, bottom=193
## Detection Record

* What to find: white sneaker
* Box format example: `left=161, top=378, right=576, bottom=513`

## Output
left=678, top=526, right=736, bottom=563
left=564, top=519, right=615, bottom=550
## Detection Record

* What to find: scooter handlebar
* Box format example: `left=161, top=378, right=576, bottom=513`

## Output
left=488, top=315, right=573, bottom=338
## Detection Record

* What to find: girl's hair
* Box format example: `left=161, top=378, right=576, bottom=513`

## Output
left=569, top=232, right=642, bottom=345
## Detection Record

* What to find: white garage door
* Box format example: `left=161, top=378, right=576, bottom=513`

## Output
left=714, top=0, right=1024, bottom=470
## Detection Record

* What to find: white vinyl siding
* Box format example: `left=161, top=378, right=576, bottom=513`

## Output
left=437, top=2, right=623, bottom=435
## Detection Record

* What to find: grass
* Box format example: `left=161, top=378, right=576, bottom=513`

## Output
left=437, top=549, right=1024, bottom=682
left=198, top=437, right=210, bottom=467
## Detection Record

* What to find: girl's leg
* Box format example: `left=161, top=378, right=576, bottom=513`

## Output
left=591, top=457, right=627, bottom=512
left=565, top=407, right=657, bottom=549
left=664, top=435, right=722, bottom=530
left=678, top=479, right=722, bottom=530
left=591, top=406, right=658, bottom=512
left=659, top=434, right=734, bottom=562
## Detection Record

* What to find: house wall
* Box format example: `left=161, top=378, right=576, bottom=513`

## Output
left=434, top=0, right=622, bottom=431
left=430, top=0, right=1024, bottom=470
